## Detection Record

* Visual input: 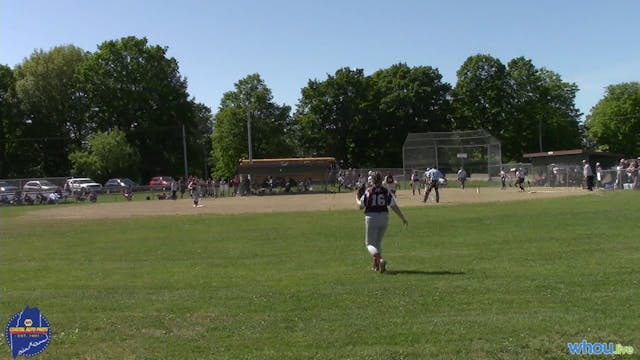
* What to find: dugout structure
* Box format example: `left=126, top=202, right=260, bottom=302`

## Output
left=237, top=157, right=339, bottom=193
left=402, top=129, right=502, bottom=178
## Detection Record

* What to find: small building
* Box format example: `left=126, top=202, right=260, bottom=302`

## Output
left=523, top=149, right=622, bottom=169
left=523, top=149, right=622, bottom=187
left=237, top=157, right=339, bottom=193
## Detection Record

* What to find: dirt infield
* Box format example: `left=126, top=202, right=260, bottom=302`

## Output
left=18, top=187, right=590, bottom=221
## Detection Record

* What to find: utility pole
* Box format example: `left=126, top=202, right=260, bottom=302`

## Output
left=182, top=123, right=188, bottom=179
left=538, top=119, right=543, bottom=152
left=246, top=109, right=253, bottom=164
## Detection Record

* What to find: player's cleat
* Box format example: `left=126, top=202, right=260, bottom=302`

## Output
left=379, top=259, right=386, bottom=274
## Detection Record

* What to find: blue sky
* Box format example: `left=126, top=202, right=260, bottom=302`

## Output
left=2, top=0, right=638, bottom=120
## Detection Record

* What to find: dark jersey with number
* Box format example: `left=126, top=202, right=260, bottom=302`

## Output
left=363, top=186, right=394, bottom=213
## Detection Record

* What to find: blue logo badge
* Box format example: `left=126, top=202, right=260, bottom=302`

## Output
left=4, top=306, right=51, bottom=359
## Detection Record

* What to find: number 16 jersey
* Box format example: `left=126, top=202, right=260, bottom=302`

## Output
left=360, top=186, right=396, bottom=213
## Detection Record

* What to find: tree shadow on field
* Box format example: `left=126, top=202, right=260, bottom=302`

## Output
left=384, top=270, right=466, bottom=276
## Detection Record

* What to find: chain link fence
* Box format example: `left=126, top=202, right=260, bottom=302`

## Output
left=499, top=164, right=640, bottom=189
left=403, top=129, right=502, bottom=179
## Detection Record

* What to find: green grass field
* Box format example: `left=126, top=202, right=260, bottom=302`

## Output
left=1, top=191, right=639, bottom=359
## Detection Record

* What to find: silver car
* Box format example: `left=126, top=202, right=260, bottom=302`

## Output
left=22, top=180, right=61, bottom=193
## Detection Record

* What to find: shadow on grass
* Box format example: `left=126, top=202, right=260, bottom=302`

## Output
left=384, top=270, right=466, bottom=276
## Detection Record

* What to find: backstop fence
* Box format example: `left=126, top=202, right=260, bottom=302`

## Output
left=402, top=129, right=502, bottom=179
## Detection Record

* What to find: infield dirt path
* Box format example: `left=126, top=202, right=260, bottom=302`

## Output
left=19, top=186, right=590, bottom=221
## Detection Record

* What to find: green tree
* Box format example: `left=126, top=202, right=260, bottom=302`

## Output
left=453, top=55, right=581, bottom=161
left=0, top=64, right=24, bottom=178
left=369, top=63, right=452, bottom=166
left=211, top=107, right=246, bottom=178
left=504, top=59, right=581, bottom=159
left=535, top=68, right=581, bottom=152
left=585, top=82, right=640, bottom=156
left=211, top=74, right=294, bottom=178
left=11, top=45, right=90, bottom=176
left=452, top=54, right=509, bottom=135
left=77, top=36, right=199, bottom=181
left=190, top=102, right=214, bottom=177
left=69, top=129, right=140, bottom=183
left=294, top=67, right=370, bottom=167
left=503, top=57, right=542, bottom=159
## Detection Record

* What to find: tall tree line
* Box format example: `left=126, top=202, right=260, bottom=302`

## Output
left=7, top=41, right=629, bottom=181
left=584, top=82, right=640, bottom=156
left=452, top=55, right=582, bottom=161
left=0, top=37, right=212, bottom=182
left=211, top=55, right=583, bottom=177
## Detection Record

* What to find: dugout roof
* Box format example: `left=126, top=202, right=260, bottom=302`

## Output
left=523, top=149, right=622, bottom=169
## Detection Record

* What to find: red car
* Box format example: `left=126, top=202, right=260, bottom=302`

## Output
left=148, top=176, right=175, bottom=189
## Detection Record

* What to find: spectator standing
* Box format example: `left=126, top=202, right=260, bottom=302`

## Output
left=628, top=159, right=638, bottom=190
left=337, top=172, right=345, bottom=193
left=213, top=179, right=220, bottom=198
left=179, top=177, right=186, bottom=198
left=221, top=178, right=228, bottom=197
left=231, top=176, right=239, bottom=196
left=170, top=179, right=178, bottom=199
left=583, top=160, right=594, bottom=191
left=410, top=170, right=421, bottom=196
left=615, top=159, right=626, bottom=190
left=63, top=180, right=71, bottom=195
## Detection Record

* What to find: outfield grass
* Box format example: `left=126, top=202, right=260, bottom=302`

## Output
left=1, top=192, right=639, bottom=359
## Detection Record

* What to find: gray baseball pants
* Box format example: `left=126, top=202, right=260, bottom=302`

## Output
left=365, top=212, right=389, bottom=255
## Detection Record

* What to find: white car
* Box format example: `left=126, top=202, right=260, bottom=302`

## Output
left=66, top=178, right=103, bottom=193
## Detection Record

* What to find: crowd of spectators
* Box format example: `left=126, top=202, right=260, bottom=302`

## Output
left=3, top=159, right=638, bottom=207
left=153, top=175, right=317, bottom=201
left=608, top=158, right=639, bottom=190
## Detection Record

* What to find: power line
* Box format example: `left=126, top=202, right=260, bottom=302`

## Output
left=1, top=136, right=68, bottom=142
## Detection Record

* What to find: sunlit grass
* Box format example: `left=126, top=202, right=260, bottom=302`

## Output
left=1, top=191, right=638, bottom=359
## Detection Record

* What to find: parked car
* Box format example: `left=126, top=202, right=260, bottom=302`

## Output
left=0, top=181, right=18, bottom=193
left=104, top=178, right=137, bottom=192
left=148, top=176, right=175, bottom=190
left=66, top=178, right=103, bottom=193
left=22, top=180, right=61, bottom=193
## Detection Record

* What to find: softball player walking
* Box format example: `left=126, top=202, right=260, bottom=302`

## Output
left=357, top=172, right=408, bottom=273
left=410, top=171, right=421, bottom=195
left=189, top=178, right=201, bottom=207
